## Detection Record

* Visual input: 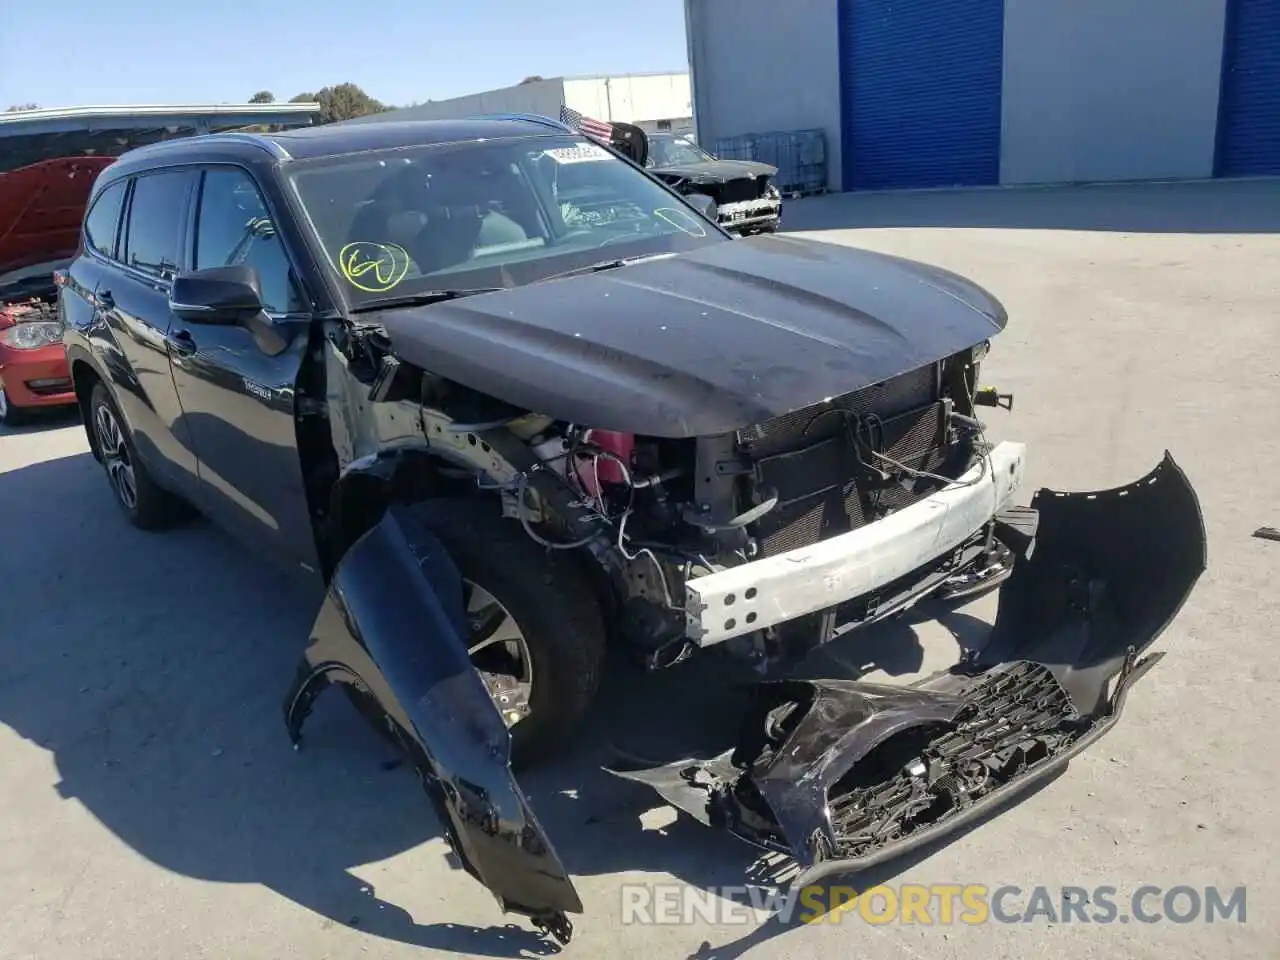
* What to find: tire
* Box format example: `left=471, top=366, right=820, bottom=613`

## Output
left=405, top=498, right=608, bottom=769
left=0, top=386, right=27, bottom=427
left=88, top=382, right=187, bottom=530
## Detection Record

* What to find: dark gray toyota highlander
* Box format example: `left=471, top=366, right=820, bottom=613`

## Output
left=59, top=114, right=1206, bottom=944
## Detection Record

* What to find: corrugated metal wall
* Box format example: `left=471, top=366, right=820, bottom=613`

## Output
left=839, top=0, right=1004, bottom=189
left=1216, top=0, right=1280, bottom=176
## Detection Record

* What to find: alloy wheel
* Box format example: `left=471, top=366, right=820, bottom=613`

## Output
left=94, top=403, right=138, bottom=511
left=464, top=581, right=534, bottom=728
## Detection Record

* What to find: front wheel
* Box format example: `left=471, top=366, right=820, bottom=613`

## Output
left=406, top=499, right=608, bottom=769
left=89, top=382, right=187, bottom=530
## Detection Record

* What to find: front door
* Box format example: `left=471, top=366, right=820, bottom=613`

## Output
left=167, top=165, right=321, bottom=576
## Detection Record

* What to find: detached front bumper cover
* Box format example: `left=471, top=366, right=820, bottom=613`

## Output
left=609, top=451, right=1206, bottom=882
left=283, top=452, right=1205, bottom=943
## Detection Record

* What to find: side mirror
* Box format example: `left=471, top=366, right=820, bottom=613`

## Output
left=169, top=266, right=264, bottom=324
left=686, top=192, right=718, bottom=223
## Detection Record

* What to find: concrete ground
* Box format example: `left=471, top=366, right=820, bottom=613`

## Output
left=2, top=179, right=1277, bottom=959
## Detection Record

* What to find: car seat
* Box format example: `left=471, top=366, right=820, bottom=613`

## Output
left=410, top=172, right=530, bottom=274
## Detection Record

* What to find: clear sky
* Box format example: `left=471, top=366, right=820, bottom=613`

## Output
left=1, top=0, right=690, bottom=109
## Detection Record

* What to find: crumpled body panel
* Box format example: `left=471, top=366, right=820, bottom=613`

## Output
left=282, top=504, right=581, bottom=943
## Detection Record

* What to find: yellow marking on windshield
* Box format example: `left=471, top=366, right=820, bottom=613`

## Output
left=338, top=241, right=411, bottom=292
left=654, top=208, right=708, bottom=237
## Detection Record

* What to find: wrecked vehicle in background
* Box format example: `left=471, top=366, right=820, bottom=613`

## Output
left=0, top=157, right=112, bottom=424
left=641, top=130, right=782, bottom=235
left=0, top=103, right=321, bottom=425
left=596, top=121, right=781, bottom=235
left=60, top=115, right=1206, bottom=945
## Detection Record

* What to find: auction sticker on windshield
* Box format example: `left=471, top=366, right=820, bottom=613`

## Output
left=543, top=144, right=610, bottom=164
left=338, top=241, right=411, bottom=293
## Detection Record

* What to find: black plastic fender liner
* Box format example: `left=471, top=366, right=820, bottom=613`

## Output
left=607, top=452, right=1207, bottom=879
left=282, top=504, right=582, bottom=942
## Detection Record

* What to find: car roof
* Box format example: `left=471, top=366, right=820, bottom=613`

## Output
left=103, top=116, right=575, bottom=177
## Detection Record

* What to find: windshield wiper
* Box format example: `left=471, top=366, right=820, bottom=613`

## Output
left=349, top=288, right=505, bottom=313
left=541, top=252, right=676, bottom=284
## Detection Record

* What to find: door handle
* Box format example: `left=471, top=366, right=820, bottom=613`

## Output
left=166, top=329, right=198, bottom=357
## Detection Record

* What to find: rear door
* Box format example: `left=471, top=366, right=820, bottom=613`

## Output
left=167, top=164, right=321, bottom=576
left=98, top=169, right=202, bottom=497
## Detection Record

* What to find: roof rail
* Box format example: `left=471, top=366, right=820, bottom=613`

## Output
left=118, top=130, right=291, bottom=163
left=463, top=113, right=573, bottom=133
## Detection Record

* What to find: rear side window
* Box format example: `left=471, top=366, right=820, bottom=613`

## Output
left=83, top=180, right=127, bottom=258
left=123, top=170, right=193, bottom=279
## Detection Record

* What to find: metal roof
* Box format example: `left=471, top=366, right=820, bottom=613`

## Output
left=0, top=102, right=323, bottom=174
left=0, top=102, right=321, bottom=137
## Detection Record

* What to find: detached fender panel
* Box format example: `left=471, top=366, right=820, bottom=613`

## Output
left=283, top=504, right=581, bottom=941
left=609, top=452, right=1206, bottom=878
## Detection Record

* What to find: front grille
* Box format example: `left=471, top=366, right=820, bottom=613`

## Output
left=712, top=177, right=763, bottom=206
left=738, top=363, right=937, bottom=459
left=737, top=360, right=964, bottom=559
left=749, top=400, right=951, bottom=557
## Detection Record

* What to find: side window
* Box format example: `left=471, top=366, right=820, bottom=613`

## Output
left=194, top=168, right=304, bottom=314
left=84, top=180, right=127, bottom=258
left=123, top=171, right=192, bottom=279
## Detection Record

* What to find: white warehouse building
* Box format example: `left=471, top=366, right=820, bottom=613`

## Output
left=345, top=73, right=693, bottom=135
left=685, top=0, right=1280, bottom=192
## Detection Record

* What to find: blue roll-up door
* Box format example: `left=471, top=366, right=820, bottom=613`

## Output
left=1216, top=0, right=1280, bottom=177
left=839, top=0, right=1004, bottom=190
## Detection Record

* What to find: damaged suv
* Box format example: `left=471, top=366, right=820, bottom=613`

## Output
left=640, top=129, right=782, bottom=234
left=62, top=116, right=1206, bottom=944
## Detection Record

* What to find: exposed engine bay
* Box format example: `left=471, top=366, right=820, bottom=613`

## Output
left=324, top=325, right=1017, bottom=674
left=0, top=295, right=58, bottom=323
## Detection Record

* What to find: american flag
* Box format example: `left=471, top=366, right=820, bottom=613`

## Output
left=559, top=104, right=614, bottom=142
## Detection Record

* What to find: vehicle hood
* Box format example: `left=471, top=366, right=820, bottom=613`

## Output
left=379, top=233, right=1008, bottom=438
left=651, top=158, right=777, bottom=182
left=0, top=156, right=113, bottom=279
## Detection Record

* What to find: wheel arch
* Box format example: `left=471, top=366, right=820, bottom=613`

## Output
left=68, top=350, right=106, bottom=461
left=321, top=445, right=497, bottom=581
left=321, top=443, right=621, bottom=633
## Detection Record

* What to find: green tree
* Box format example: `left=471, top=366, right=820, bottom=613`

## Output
left=248, top=90, right=275, bottom=103
left=519, top=75, right=544, bottom=85
left=290, top=83, right=389, bottom=124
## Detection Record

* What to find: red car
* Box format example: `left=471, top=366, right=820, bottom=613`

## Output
left=0, top=155, right=112, bottom=425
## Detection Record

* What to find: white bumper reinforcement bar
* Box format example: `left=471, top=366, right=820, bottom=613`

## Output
left=683, top=441, right=1028, bottom=645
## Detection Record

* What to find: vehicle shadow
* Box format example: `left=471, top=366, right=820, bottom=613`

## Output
left=780, top=177, right=1280, bottom=235
left=0, top=450, right=1017, bottom=957
left=0, top=403, right=80, bottom=435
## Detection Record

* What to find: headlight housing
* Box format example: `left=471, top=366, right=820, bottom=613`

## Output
left=0, top=321, right=64, bottom=350
left=764, top=180, right=782, bottom=200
